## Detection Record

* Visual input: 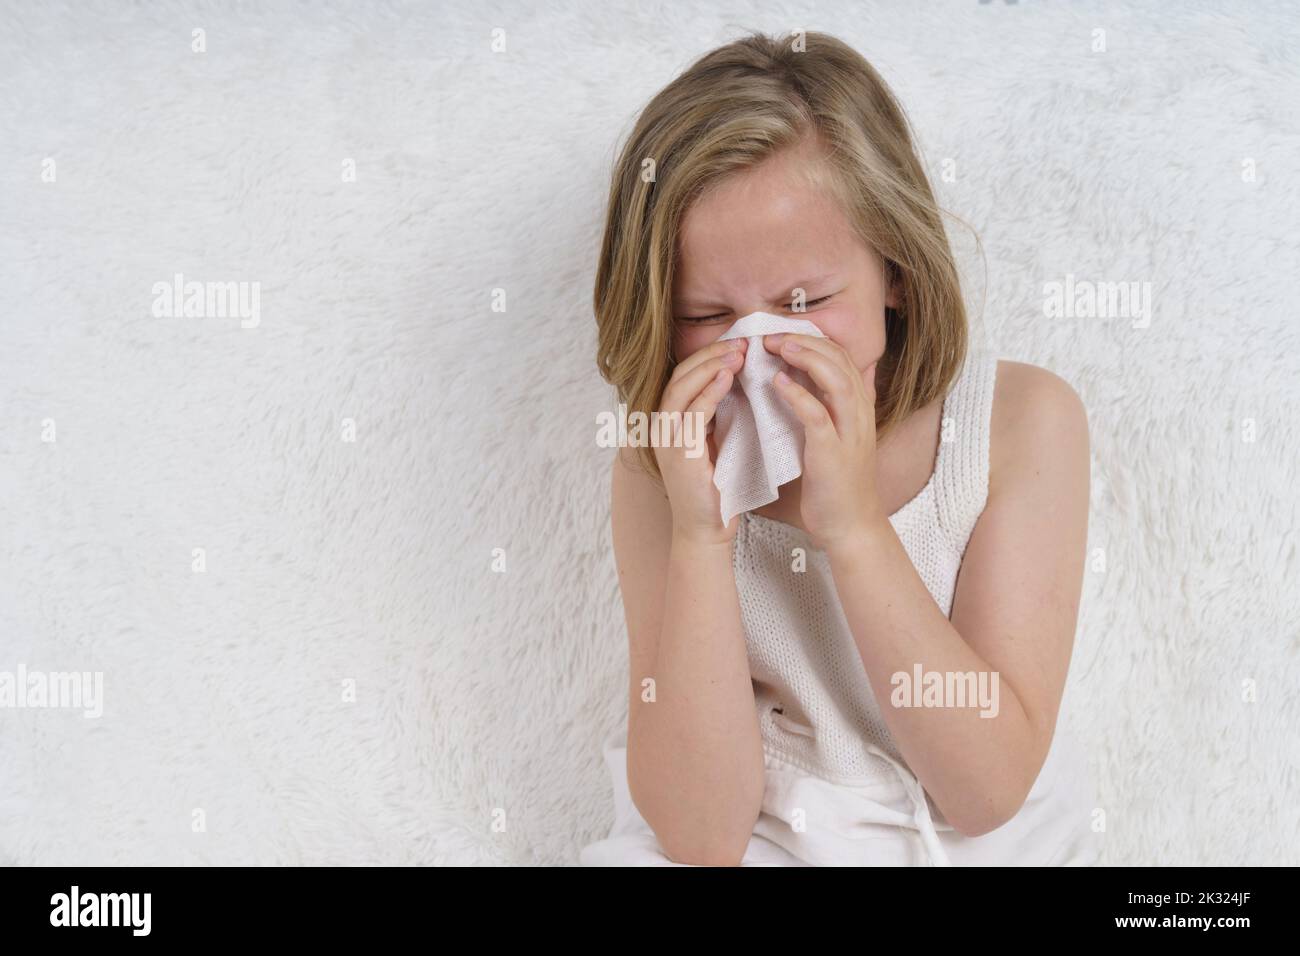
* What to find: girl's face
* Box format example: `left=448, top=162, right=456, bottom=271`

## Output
left=671, top=144, right=898, bottom=385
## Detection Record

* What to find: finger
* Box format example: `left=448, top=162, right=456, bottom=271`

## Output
left=668, top=336, right=746, bottom=388
left=660, top=347, right=743, bottom=414
left=769, top=333, right=860, bottom=385
left=773, top=369, right=837, bottom=448
left=680, top=367, right=734, bottom=461
left=773, top=339, right=858, bottom=431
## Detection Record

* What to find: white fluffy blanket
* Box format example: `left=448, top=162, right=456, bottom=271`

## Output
left=0, top=1, right=1296, bottom=865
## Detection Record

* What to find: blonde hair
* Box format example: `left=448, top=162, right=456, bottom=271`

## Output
left=594, top=29, right=968, bottom=482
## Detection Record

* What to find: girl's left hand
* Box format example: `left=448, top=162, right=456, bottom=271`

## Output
left=765, top=332, right=883, bottom=551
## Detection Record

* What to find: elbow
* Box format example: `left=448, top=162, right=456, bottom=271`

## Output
left=949, top=809, right=1013, bottom=839
left=943, top=787, right=1029, bottom=839
left=631, top=782, right=760, bottom=867
left=640, top=786, right=760, bottom=866
left=626, top=739, right=765, bottom=866
left=659, top=828, right=753, bottom=867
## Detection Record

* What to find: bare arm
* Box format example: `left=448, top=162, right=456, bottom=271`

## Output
left=612, top=447, right=765, bottom=867
left=825, top=362, right=1090, bottom=835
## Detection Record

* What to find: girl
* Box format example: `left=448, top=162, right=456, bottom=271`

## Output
left=581, top=30, right=1100, bottom=866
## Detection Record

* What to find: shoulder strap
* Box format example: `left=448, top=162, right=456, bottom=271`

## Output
left=933, top=348, right=999, bottom=554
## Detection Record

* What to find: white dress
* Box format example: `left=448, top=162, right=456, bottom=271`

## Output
left=580, top=349, right=1103, bottom=866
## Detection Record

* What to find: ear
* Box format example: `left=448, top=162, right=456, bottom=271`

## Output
left=883, top=265, right=904, bottom=310
left=882, top=260, right=902, bottom=311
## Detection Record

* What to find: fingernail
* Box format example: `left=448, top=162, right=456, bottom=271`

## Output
left=783, top=341, right=802, bottom=352
left=775, top=370, right=790, bottom=386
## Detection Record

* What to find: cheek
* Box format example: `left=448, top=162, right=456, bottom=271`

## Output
left=672, top=324, right=725, bottom=362
left=808, top=309, right=887, bottom=369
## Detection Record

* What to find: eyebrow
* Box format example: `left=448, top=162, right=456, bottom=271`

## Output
left=675, top=273, right=838, bottom=308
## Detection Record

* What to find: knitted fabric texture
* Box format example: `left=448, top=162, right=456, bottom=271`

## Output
left=732, top=348, right=1000, bottom=783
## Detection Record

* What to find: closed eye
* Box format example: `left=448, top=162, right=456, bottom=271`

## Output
left=788, top=294, right=832, bottom=313
left=674, top=294, right=833, bottom=323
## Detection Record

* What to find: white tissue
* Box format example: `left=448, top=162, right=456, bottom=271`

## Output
left=710, top=311, right=827, bottom=525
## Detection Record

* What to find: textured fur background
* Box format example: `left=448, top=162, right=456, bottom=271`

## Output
left=1, top=1, right=1296, bottom=865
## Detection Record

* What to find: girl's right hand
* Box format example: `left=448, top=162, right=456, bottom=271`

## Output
left=653, top=336, right=748, bottom=546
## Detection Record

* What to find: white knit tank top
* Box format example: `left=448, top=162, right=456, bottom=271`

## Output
left=732, top=348, right=1000, bottom=784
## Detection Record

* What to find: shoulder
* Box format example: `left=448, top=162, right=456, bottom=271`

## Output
left=611, top=447, right=668, bottom=504
left=988, top=360, right=1089, bottom=498
left=991, top=359, right=1088, bottom=429
left=610, top=447, right=671, bottom=539
left=608, top=448, right=674, bottom=634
